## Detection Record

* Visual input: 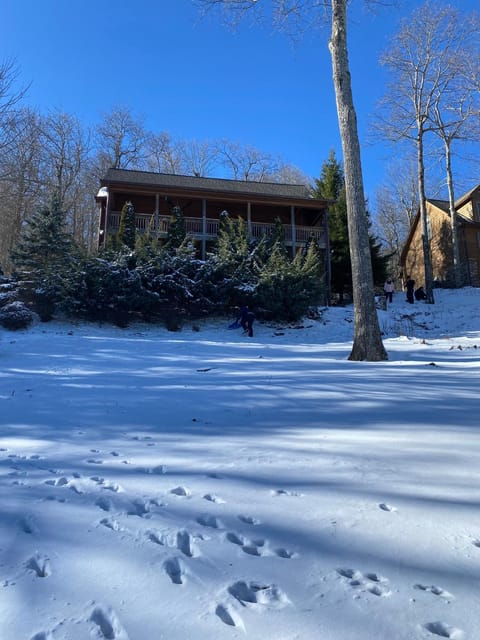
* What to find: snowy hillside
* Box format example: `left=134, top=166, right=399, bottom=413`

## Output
left=1, top=288, right=480, bottom=640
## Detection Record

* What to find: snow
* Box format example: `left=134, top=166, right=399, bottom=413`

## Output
left=1, top=287, right=480, bottom=640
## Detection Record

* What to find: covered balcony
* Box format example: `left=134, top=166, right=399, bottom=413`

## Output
left=106, top=211, right=327, bottom=247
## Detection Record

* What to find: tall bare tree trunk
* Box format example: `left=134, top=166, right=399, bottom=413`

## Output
left=416, top=130, right=435, bottom=303
left=329, top=0, right=387, bottom=361
left=444, top=142, right=462, bottom=287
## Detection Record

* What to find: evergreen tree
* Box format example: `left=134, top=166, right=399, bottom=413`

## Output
left=313, top=151, right=388, bottom=300
left=254, top=238, right=325, bottom=322
left=312, top=150, right=351, bottom=301
left=216, top=212, right=250, bottom=267
left=166, top=205, right=187, bottom=249
left=117, top=201, right=136, bottom=250
left=11, top=194, right=78, bottom=319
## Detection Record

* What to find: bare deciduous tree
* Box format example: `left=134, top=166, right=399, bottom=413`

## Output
left=426, top=9, right=480, bottom=287
left=145, top=131, right=185, bottom=174
left=182, top=139, right=219, bottom=177
left=374, top=155, right=419, bottom=277
left=376, top=1, right=479, bottom=299
left=39, top=110, right=91, bottom=209
left=196, top=0, right=387, bottom=361
left=94, top=106, right=148, bottom=175
left=0, top=58, right=28, bottom=157
left=0, top=108, right=43, bottom=271
left=216, top=139, right=279, bottom=181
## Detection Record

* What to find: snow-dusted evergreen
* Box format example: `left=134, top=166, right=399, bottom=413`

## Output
left=8, top=208, right=326, bottom=327
left=10, top=195, right=79, bottom=321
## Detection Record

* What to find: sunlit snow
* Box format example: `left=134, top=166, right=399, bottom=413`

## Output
left=1, top=288, right=479, bottom=639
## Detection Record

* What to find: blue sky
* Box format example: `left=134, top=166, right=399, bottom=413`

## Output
left=2, top=0, right=478, bottom=201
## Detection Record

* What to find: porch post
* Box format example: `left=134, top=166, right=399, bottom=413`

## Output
left=104, top=188, right=111, bottom=243
left=154, top=193, right=159, bottom=238
left=324, top=207, right=332, bottom=304
left=202, top=198, right=207, bottom=260
left=290, top=205, right=296, bottom=258
left=247, top=202, right=252, bottom=238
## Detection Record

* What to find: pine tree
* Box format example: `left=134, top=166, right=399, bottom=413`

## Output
left=312, top=150, right=351, bottom=301
left=117, top=201, right=136, bottom=250
left=11, top=194, right=78, bottom=319
left=166, top=205, right=187, bottom=249
left=313, top=151, right=388, bottom=300
left=216, top=212, right=250, bottom=266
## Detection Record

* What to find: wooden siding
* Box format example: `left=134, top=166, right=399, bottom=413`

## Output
left=97, top=169, right=330, bottom=260
left=403, top=200, right=480, bottom=287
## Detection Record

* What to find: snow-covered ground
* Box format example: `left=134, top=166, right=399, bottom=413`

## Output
left=1, top=287, right=480, bottom=640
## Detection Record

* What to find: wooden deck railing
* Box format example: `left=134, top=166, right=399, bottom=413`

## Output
left=107, top=212, right=327, bottom=247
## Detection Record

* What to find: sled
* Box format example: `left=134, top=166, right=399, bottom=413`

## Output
left=228, top=320, right=240, bottom=329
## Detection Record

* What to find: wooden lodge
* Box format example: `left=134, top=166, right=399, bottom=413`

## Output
left=96, top=168, right=331, bottom=261
left=400, top=183, right=480, bottom=287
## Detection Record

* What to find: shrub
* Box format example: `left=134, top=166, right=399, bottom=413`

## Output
left=0, top=301, right=35, bottom=330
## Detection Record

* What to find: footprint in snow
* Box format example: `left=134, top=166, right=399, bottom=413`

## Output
left=271, top=489, right=303, bottom=497
left=238, top=514, right=260, bottom=525
left=44, top=495, right=66, bottom=503
left=90, top=605, right=129, bottom=639
left=197, top=514, right=222, bottom=529
left=100, top=518, right=122, bottom=532
left=86, top=459, right=103, bottom=464
left=170, top=486, right=191, bottom=497
left=31, top=633, right=54, bottom=640
left=95, top=497, right=113, bottom=512
left=337, top=568, right=391, bottom=597
left=242, top=545, right=261, bottom=556
left=146, top=530, right=165, bottom=545
left=226, top=532, right=246, bottom=546
left=274, top=547, right=297, bottom=559
left=226, top=532, right=267, bottom=557
left=203, top=493, right=226, bottom=504
left=127, top=498, right=151, bottom=518
left=94, top=478, right=124, bottom=492
left=136, top=464, right=166, bottom=475
left=424, top=621, right=464, bottom=639
left=163, top=557, right=185, bottom=585
left=20, top=515, right=38, bottom=535
left=215, top=603, right=245, bottom=629
left=176, top=529, right=199, bottom=557
left=26, top=554, right=51, bottom=578
left=45, top=476, right=69, bottom=487
left=414, top=584, right=454, bottom=600
left=228, top=580, right=289, bottom=608
left=472, top=540, right=480, bottom=548
left=379, top=503, right=397, bottom=512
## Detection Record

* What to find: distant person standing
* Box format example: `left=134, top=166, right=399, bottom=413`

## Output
left=238, top=305, right=255, bottom=337
left=383, top=278, right=394, bottom=304
left=405, top=276, right=415, bottom=304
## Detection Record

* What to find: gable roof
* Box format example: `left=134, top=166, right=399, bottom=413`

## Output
left=454, top=182, right=480, bottom=209
left=400, top=184, right=480, bottom=266
left=100, top=168, right=318, bottom=203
